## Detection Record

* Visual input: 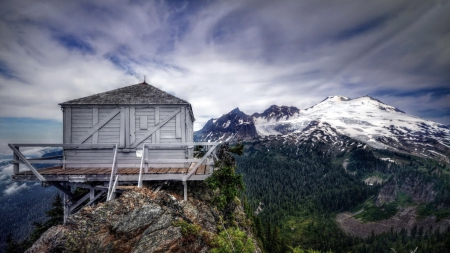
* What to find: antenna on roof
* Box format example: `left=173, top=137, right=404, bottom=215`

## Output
left=143, top=75, right=146, bottom=84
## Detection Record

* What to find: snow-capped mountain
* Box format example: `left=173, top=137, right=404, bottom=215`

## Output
left=195, top=96, right=450, bottom=162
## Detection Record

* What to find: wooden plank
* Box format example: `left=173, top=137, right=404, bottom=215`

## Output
left=151, top=108, right=156, bottom=144
left=181, top=107, right=186, bottom=143
left=64, top=107, right=72, bottom=143
left=196, top=165, right=206, bottom=175
left=144, top=159, right=202, bottom=163
left=168, top=168, right=179, bottom=174
left=72, top=108, right=93, bottom=113
left=92, top=108, right=99, bottom=144
left=125, top=108, right=130, bottom=147
left=76, top=108, right=120, bottom=144
left=140, top=116, right=148, bottom=130
left=183, top=144, right=217, bottom=181
left=155, top=107, right=160, bottom=143
left=148, top=168, right=161, bottom=174
left=9, top=144, right=46, bottom=181
left=178, top=168, right=188, bottom=174
left=130, top=109, right=180, bottom=148
left=157, top=168, right=170, bottom=174
left=119, top=108, right=126, bottom=148
left=130, top=107, right=136, bottom=145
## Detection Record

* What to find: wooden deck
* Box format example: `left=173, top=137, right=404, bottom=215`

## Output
left=12, top=164, right=211, bottom=182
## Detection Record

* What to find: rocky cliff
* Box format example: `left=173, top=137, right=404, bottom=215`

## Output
left=26, top=184, right=261, bottom=253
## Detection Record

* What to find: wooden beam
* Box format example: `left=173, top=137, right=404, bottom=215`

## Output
left=155, top=107, right=160, bottom=143
left=145, top=145, right=149, bottom=173
left=63, top=107, right=72, bottom=143
left=182, top=144, right=218, bottom=181
left=92, top=108, right=98, bottom=144
left=52, top=182, right=74, bottom=198
left=125, top=108, right=130, bottom=147
left=10, top=144, right=116, bottom=149
left=119, top=108, right=126, bottom=148
left=85, top=190, right=105, bottom=206
left=8, top=144, right=46, bottom=181
left=13, top=147, right=19, bottom=175
left=76, top=108, right=120, bottom=144
left=181, top=107, right=186, bottom=143
left=69, top=192, right=91, bottom=213
left=145, top=159, right=203, bottom=163
left=130, top=109, right=180, bottom=148
left=130, top=107, right=136, bottom=145
left=107, top=145, right=118, bottom=198
left=107, top=175, right=119, bottom=201
left=183, top=181, right=187, bottom=201
left=176, top=113, right=181, bottom=138
left=12, top=173, right=212, bottom=182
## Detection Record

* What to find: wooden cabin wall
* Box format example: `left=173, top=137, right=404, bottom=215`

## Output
left=63, top=105, right=194, bottom=168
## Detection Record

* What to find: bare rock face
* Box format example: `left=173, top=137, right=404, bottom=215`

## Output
left=27, top=187, right=260, bottom=253
left=375, top=176, right=436, bottom=207
left=375, top=182, right=398, bottom=207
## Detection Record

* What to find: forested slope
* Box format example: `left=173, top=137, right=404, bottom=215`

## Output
left=236, top=140, right=450, bottom=252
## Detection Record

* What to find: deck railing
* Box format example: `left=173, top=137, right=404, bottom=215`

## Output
left=9, top=143, right=118, bottom=182
left=10, top=142, right=219, bottom=201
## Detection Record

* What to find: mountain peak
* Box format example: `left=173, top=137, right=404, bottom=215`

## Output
left=230, top=107, right=242, bottom=114
left=321, top=95, right=351, bottom=102
left=252, top=105, right=300, bottom=122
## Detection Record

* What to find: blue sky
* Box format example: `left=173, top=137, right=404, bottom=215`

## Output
left=0, top=0, right=449, bottom=153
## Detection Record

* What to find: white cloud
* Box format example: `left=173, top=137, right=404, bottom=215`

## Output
left=3, top=182, right=29, bottom=195
left=0, top=0, right=449, bottom=131
left=0, top=164, right=13, bottom=180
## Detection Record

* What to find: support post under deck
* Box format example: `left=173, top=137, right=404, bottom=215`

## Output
left=183, top=181, right=187, bottom=201
left=63, top=184, right=71, bottom=224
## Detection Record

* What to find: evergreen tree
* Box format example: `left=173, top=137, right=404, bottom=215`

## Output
left=4, top=194, right=64, bottom=252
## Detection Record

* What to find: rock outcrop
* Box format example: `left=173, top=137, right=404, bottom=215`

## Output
left=26, top=184, right=261, bottom=253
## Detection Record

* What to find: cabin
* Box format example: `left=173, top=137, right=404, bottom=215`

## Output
left=60, top=81, right=195, bottom=168
left=9, top=82, right=218, bottom=222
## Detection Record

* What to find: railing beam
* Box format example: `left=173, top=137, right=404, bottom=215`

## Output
left=182, top=144, right=218, bottom=181
left=13, top=146, right=19, bottom=175
left=8, top=144, right=46, bottom=181
left=107, top=144, right=119, bottom=199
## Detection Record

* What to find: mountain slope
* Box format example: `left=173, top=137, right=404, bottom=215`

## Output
left=195, top=96, right=450, bottom=163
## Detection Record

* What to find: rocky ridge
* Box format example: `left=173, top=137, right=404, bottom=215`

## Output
left=26, top=185, right=261, bottom=253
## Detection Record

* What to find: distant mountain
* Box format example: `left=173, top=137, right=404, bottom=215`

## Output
left=195, top=95, right=450, bottom=163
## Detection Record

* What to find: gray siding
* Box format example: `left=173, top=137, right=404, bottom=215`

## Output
left=98, top=108, right=120, bottom=144
left=63, top=104, right=194, bottom=168
left=71, top=108, right=93, bottom=143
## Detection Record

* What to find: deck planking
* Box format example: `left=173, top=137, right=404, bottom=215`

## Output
left=15, top=165, right=210, bottom=176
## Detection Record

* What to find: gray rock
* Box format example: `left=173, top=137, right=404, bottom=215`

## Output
left=132, top=226, right=181, bottom=253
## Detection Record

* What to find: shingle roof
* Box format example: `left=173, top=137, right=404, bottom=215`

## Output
left=60, top=82, right=190, bottom=105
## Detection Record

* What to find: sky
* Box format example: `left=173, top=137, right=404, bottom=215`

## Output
left=0, top=0, right=449, bottom=153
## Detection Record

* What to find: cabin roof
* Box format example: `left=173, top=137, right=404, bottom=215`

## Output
left=60, top=82, right=190, bottom=106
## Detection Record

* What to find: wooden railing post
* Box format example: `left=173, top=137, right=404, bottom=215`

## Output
left=183, top=181, right=187, bottom=201
left=107, top=144, right=118, bottom=200
left=13, top=146, right=19, bottom=175
left=144, top=145, right=149, bottom=173
left=138, top=144, right=146, bottom=188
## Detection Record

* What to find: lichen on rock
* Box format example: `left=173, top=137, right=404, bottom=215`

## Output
left=26, top=185, right=261, bottom=253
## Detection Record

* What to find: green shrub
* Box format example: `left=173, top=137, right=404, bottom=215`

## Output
left=211, top=227, right=255, bottom=253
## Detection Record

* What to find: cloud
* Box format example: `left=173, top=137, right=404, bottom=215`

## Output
left=3, top=182, right=29, bottom=195
left=0, top=165, right=13, bottom=180
left=0, top=0, right=449, bottom=132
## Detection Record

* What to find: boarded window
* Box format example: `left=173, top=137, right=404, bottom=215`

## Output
left=140, top=116, right=148, bottom=130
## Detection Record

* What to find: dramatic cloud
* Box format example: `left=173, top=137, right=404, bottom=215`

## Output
left=0, top=0, right=449, bottom=134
